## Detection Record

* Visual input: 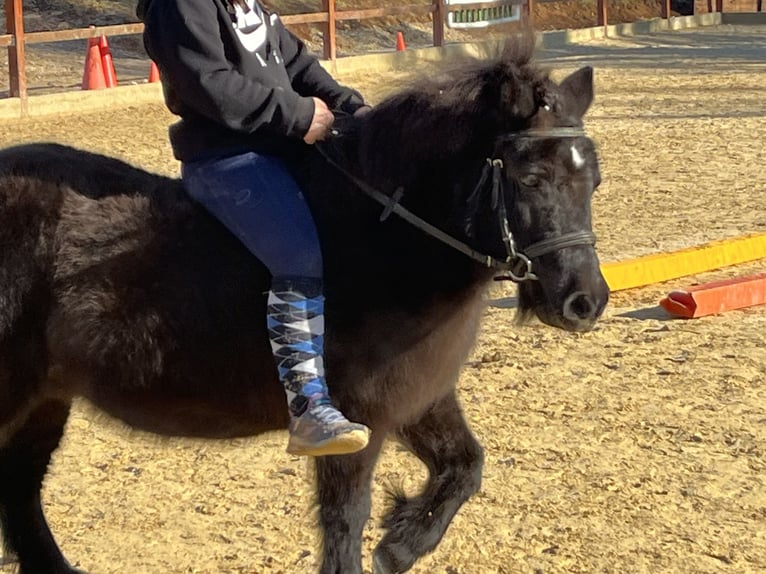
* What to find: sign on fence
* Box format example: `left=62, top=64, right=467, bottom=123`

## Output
left=445, top=0, right=521, bottom=28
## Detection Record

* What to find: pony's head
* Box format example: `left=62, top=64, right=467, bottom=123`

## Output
left=348, top=35, right=608, bottom=332
left=491, top=64, right=609, bottom=332
left=428, top=40, right=609, bottom=331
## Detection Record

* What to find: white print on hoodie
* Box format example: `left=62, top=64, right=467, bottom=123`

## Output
left=227, top=0, right=282, bottom=66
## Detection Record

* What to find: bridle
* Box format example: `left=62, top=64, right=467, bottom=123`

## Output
left=317, top=126, right=596, bottom=283
left=482, top=126, right=597, bottom=281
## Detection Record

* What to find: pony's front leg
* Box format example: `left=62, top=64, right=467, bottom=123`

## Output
left=316, top=432, right=385, bottom=574
left=373, top=391, right=484, bottom=574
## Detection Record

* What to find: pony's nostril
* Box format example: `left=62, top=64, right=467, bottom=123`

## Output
left=563, top=291, right=596, bottom=321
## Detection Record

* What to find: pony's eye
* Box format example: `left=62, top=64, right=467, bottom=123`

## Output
left=520, top=174, right=541, bottom=187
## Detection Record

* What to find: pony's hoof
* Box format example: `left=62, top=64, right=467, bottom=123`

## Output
left=62, top=559, right=88, bottom=574
left=372, top=548, right=407, bottom=574
left=372, top=553, right=393, bottom=574
left=63, top=559, right=89, bottom=574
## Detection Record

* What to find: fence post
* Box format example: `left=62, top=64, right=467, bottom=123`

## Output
left=525, top=0, right=534, bottom=25
left=321, top=0, right=337, bottom=61
left=432, top=0, right=445, bottom=47
left=662, top=0, right=671, bottom=18
left=597, top=0, right=608, bottom=30
left=5, top=0, right=28, bottom=115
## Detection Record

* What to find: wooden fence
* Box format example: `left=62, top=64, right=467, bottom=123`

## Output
left=3, top=0, right=671, bottom=115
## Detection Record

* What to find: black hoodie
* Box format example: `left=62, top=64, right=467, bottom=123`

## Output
left=140, top=0, right=366, bottom=161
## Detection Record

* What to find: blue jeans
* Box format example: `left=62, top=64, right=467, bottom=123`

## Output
left=182, top=151, right=323, bottom=280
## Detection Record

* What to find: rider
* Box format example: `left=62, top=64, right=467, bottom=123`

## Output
left=138, top=0, right=371, bottom=456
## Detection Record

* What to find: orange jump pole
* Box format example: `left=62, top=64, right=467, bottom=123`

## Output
left=601, top=232, right=766, bottom=292
left=660, top=272, right=766, bottom=318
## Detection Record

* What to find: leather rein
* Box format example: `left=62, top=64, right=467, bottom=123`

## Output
left=317, top=126, right=596, bottom=283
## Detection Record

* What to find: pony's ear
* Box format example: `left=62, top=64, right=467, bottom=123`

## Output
left=559, top=66, right=594, bottom=119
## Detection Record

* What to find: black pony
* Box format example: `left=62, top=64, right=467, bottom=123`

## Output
left=0, top=37, right=608, bottom=574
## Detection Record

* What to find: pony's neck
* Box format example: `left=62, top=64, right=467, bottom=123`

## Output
left=305, top=130, right=496, bottom=314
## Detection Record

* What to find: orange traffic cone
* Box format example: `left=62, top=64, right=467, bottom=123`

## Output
left=148, top=61, right=161, bottom=83
left=396, top=31, right=406, bottom=51
left=99, top=35, right=118, bottom=88
left=82, top=36, right=107, bottom=90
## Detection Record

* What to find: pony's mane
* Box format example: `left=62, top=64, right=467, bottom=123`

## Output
left=395, top=33, right=541, bottom=106
left=352, top=34, right=549, bottom=187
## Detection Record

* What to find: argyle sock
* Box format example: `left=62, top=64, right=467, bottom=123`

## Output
left=266, top=277, right=328, bottom=417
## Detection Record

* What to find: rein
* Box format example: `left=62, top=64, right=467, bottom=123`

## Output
left=317, top=126, right=596, bottom=283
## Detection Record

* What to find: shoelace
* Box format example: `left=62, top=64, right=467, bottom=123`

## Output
left=308, top=401, right=349, bottom=425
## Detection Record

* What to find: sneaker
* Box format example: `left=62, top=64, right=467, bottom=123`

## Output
left=287, top=397, right=370, bottom=456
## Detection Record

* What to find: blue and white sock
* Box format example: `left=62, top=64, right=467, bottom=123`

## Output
left=266, top=277, right=328, bottom=417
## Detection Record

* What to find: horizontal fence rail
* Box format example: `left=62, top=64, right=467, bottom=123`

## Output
left=3, top=0, right=680, bottom=116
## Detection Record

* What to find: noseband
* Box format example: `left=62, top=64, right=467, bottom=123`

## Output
left=317, top=126, right=596, bottom=283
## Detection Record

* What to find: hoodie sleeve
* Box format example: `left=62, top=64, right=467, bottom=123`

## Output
left=272, top=15, right=367, bottom=115
left=143, top=0, right=315, bottom=139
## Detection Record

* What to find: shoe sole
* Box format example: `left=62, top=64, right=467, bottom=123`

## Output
left=286, top=429, right=370, bottom=457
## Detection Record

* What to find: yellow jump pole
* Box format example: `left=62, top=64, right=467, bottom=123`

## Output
left=601, top=232, right=766, bottom=292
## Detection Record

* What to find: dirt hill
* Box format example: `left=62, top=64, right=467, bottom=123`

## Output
left=3, top=0, right=680, bottom=95
left=20, top=0, right=679, bottom=55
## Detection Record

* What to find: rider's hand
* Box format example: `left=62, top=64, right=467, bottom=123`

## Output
left=303, top=97, right=335, bottom=144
